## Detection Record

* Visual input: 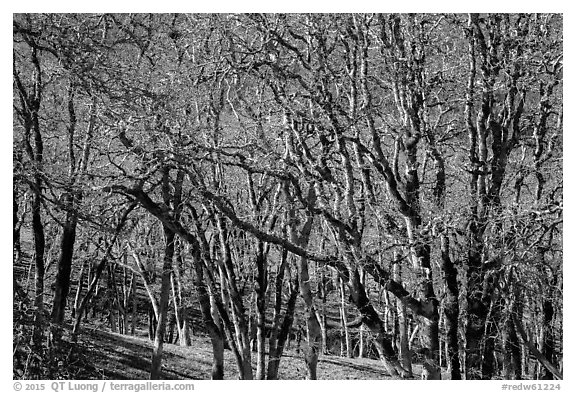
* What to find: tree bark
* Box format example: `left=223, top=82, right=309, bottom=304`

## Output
left=513, top=315, right=562, bottom=380
left=131, top=271, right=137, bottom=336
left=72, top=255, right=108, bottom=336
left=174, top=243, right=192, bottom=346
left=52, top=90, right=95, bottom=328
left=267, top=276, right=299, bottom=379
left=150, top=225, right=175, bottom=379
left=503, top=291, right=522, bottom=380
left=31, top=166, right=45, bottom=347
left=339, top=276, right=352, bottom=358
left=394, top=261, right=412, bottom=375
left=14, top=39, right=45, bottom=348
left=51, top=198, right=79, bottom=326
left=440, top=234, right=461, bottom=379
left=255, top=240, right=267, bottom=379
left=267, top=245, right=297, bottom=380
left=193, top=253, right=225, bottom=379
left=72, top=261, right=86, bottom=318
left=283, top=182, right=321, bottom=379
left=215, top=215, right=253, bottom=380
left=348, top=267, right=409, bottom=377
left=69, top=202, right=136, bottom=338
left=297, top=255, right=322, bottom=380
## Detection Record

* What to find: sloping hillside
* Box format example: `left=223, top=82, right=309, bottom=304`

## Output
left=73, top=327, right=432, bottom=380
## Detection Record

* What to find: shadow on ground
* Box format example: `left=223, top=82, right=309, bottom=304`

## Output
left=73, top=327, right=435, bottom=380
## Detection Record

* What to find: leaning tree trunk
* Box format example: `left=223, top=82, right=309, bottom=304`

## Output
left=347, top=267, right=409, bottom=378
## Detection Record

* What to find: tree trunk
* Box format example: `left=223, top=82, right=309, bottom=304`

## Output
left=72, top=257, right=107, bottom=336
left=31, top=182, right=45, bottom=347
left=215, top=215, right=253, bottom=380
left=394, top=261, right=412, bottom=375
left=13, top=187, right=22, bottom=266
left=268, top=247, right=287, bottom=358
left=339, top=276, right=352, bottom=358
left=267, top=246, right=295, bottom=380
left=121, top=265, right=130, bottom=335
left=482, top=297, right=499, bottom=379
left=358, top=269, right=366, bottom=359
left=150, top=226, right=175, bottom=379
left=267, top=276, right=298, bottom=379
left=284, top=183, right=321, bottom=379
left=131, top=271, right=137, bottom=336
left=540, top=262, right=558, bottom=380
left=52, top=89, right=94, bottom=328
left=148, top=306, right=156, bottom=340
left=170, top=274, right=181, bottom=342
left=16, top=46, right=45, bottom=349
left=405, top=218, right=440, bottom=380
left=348, top=267, right=409, bottom=377
left=465, top=225, right=488, bottom=379
left=172, top=244, right=191, bottom=346
left=255, top=240, right=267, bottom=379
left=503, top=291, right=522, bottom=380
left=193, top=254, right=225, bottom=379
left=190, top=219, right=247, bottom=380
left=151, top=168, right=179, bottom=378
left=72, top=261, right=86, bottom=319
left=297, top=255, right=322, bottom=380
left=440, top=234, right=461, bottom=379
left=108, top=265, right=118, bottom=333
left=168, top=311, right=177, bottom=344
left=317, top=262, right=329, bottom=355
left=513, top=314, right=562, bottom=380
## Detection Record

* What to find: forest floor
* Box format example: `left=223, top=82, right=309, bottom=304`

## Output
left=70, top=326, right=440, bottom=380
left=14, top=237, right=444, bottom=380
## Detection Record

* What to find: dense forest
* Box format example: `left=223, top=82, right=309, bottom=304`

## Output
left=13, top=13, right=562, bottom=380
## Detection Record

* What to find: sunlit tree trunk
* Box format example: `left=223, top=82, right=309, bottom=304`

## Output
left=338, top=276, right=351, bottom=358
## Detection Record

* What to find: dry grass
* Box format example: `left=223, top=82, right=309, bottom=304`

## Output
left=75, top=328, right=440, bottom=380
